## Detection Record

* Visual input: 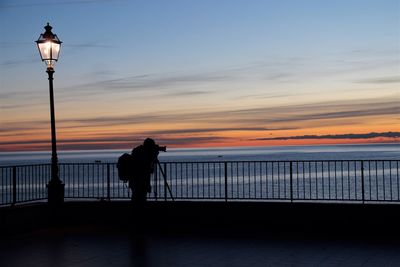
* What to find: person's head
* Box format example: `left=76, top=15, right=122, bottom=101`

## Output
left=143, top=138, right=167, bottom=153
left=143, top=138, right=156, bottom=148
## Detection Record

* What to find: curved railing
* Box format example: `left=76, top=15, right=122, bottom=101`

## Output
left=1, top=160, right=399, bottom=206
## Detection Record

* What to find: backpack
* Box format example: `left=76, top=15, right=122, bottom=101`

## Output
left=117, top=153, right=135, bottom=182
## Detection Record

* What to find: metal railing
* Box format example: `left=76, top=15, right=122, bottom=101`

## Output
left=1, top=160, right=399, bottom=206
left=0, top=164, right=49, bottom=205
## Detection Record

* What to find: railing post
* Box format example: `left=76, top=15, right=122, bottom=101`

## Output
left=154, top=164, right=158, bottom=201
left=164, top=163, right=167, bottom=201
left=224, top=162, right=228, bottom=202
left=361, top=160, right=365, bottom=204
left=107, top=163, right=111, bottom=201
left=290, top=162, right=293, bottom=203
left=12, top=166, right=17, bottom=205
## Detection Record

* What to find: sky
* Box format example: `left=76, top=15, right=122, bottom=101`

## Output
left=0, top=0, right=399, bottom=152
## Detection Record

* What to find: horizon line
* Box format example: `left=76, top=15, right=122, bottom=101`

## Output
left=1, top=140, right=399, bottom=154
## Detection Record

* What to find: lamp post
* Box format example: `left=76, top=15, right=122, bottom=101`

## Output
left=36, top=23, right=64, bottom=204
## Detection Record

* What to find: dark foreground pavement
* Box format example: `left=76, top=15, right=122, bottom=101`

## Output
left=2, top=201, right=400, bottom=266
left=3, top=226, right=400, bottom=267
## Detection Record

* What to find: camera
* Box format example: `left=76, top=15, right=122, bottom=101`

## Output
left=156, top=145, right=167, bottom=152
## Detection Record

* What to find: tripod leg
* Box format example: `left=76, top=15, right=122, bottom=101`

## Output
left=157, top=160, right=174, bottom=201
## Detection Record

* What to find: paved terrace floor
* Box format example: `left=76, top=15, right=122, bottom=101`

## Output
left=2, top=201, right=400, bottom=267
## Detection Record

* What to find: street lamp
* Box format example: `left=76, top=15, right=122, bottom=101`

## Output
left=36, top=23, right=64, bottom=204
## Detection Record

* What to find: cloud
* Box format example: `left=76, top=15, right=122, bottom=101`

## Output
left=255, top=132, right=400, bottom=141
left=356, top=76, right=400, bottom=84
left=142, top=127, right=297, bottom=135
left=160, top=90, right=212, bottom=97
left=266, top=106, right=399, bottom=124
left=233, top=93, right=292, bottom=101
left=57, top=49, right=400, bottom=99
left=2, top=94, right=398, bottom=151
left=0, top=0, right=115, bottom=9
left=58, top=60, right=297, bottom=97
left=0, top=58, right=36, bottom=66
left=191, top=98, right=400, bottom=128
left=58, top=136, right=228, bottom=150
left=0, top=121, right=48, bottom=133
left=2, top=96, right=398, bottom=134
left=0, top=42, right=33, bottom=48
left=63, top=71, right=230, bottom=94
left=64, top=42, right=113, bottom=48
left=0, top=135, right=228, bottom=151
left=0, top=103, right=28, bottom=110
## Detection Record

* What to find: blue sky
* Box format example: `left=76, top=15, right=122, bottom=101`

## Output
left=2, top=0, right=398, bottom=74
left=0, top=0, right=399, bottom=151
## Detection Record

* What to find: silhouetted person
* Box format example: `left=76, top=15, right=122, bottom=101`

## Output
left=129, top=138, right=164, bottom=205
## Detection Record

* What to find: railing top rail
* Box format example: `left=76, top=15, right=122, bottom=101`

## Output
left=147, top=159, right=395, bottom=165
left=158, top=159, right=399, bottom=164
left=0, top=163, right=52, bottom=168
left=1, top=159, right=399, bottom=168
left=56, top=162, right=115, bottom=165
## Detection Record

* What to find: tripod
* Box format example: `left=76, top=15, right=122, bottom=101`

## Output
left=155, top=159, right=174, bottom=201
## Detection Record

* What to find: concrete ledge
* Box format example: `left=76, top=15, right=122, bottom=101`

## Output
left=2, top=201, right=400, bottom=238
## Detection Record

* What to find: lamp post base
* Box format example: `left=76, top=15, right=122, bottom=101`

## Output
left=47, top=181, right=65, bottom=205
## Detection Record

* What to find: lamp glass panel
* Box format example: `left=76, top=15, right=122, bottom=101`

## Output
left=51, top=42, right=61, bottom=60
left=38, top=42, right=52, bottom=60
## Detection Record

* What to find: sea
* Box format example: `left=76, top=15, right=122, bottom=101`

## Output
left=1, top=144, right=399, bottom=204
left=1, top=143, right=399, bottom=166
